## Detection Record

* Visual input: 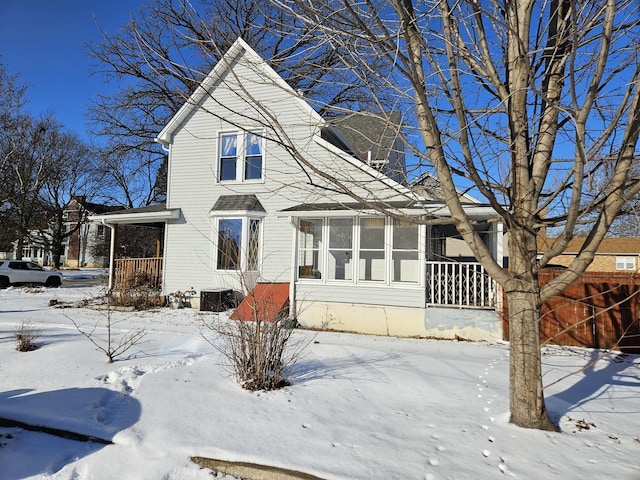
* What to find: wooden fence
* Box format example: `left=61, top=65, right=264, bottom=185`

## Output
left=503, top=270, right=640, bottom=353
left=113, top=257, right=163, bottom=290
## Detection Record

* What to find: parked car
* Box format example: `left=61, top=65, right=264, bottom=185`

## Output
left=0, top=260, right=63, bottom=288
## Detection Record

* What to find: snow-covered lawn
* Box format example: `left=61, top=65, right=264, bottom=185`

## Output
left=0, top=279, right=638, bottom=479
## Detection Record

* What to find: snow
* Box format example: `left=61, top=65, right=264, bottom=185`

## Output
left=0, top=274, right=638, bottom=480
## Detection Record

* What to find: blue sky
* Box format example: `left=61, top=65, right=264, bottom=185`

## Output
left=0, top=0, right=146, bottom=140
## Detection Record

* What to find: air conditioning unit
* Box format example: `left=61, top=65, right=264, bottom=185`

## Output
left=200, top=289, right=234, bottom=312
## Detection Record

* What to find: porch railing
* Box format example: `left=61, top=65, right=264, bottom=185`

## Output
left=426, top=261, right=497, bottom=308
left=113, top=257, right=163, bottom=290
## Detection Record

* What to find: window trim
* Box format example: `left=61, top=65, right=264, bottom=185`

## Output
left=213, top=214, right=264, bottom=272
left=296, top=216, right=425, bottom=286
left=615, top=256, right=636, bottom=271
left=217, top=130, right=265, bottom=183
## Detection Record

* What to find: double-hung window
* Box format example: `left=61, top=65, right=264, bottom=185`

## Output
left=328, top=218, right=353, bottom=280
left=298, top=219, right=323, bottom=279
left=218, top=131, right=264, bottom=182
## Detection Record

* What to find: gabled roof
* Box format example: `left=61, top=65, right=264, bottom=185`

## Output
left=66, top=196, right=123, bottom=215
left=155, top=37, right=321, bottom=146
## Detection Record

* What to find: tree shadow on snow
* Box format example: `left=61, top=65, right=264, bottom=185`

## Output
left=0, top=387, right=141, bottom=479
left=545, top=349, right=640, bottom=427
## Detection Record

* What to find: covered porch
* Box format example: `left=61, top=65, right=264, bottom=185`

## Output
left=88, top=205, right=181, bottom=291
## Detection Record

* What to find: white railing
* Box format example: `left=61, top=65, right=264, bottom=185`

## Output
left=426, top=261, right=497, bottom=308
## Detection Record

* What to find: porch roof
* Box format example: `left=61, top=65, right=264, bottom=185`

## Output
left=281, top=200, right=499, bottom=220
left=88, top=204, right=181, bottom=225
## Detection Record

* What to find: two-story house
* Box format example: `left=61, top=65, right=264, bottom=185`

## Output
left=91, top=38, right=506, bottom=341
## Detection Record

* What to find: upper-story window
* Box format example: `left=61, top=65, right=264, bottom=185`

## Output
left=219, top=131, right=264, bottom=182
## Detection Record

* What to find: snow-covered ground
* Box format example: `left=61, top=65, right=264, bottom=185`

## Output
left=0, top=273, right=638, bottom=480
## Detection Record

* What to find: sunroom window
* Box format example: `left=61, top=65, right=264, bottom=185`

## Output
left=328, top=218, right=353, bottom=280
left=392, top=219, right=419, bottom=283
left=297, top=216, right=423, bottom=285
left=218, top=131, right=264, bottom=182
left=298, top=219, right=323, bottom=279
left=358, top=217, right=386, bottom=282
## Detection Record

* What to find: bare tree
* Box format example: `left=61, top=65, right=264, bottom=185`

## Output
left=37, top=130, right=97, bottom=268
left=0, top=61, right=29, bottom=251
left=87, top=0, right=380, bottom=207
left=88, top=0, right=640, bottom=432
left=267, top=0, right=640, bottom=430
left=67, top=304, right=148, bottom=363
left=1, top=113, right=57, bottom=259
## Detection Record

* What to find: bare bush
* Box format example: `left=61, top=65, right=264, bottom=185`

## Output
left=107, top=284, right=166, bottom=311
left=66, top=301, right=148, bottom=363
left=14, top=322, right=41, bottom=352
left=201, top=309, right=303, bottom=391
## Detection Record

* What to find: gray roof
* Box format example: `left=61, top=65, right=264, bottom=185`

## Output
left=281, top=200, right=441, bottom=213
left=324, top=111, right=402, bottom=164
left=97, top=203, right=169, bottom=216
left=212, top=194, right=266, bottom=212
left=409, top=172, right=446, bottom=201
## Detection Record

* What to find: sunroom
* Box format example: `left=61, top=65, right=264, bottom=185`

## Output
left=282, top=201, right=504, bottom=339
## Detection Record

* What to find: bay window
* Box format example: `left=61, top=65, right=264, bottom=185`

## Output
left=216, top=217, right=262, bottom=271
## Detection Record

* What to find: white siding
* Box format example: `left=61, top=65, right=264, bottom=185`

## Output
left=162, top=49, right=405, bottom=295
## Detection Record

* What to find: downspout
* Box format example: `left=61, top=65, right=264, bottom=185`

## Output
left=100, top=220, right=116, bottom=291
left=289, top=216, right=297, bottom=320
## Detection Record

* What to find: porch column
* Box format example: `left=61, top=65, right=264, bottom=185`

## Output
left=491, top=222, right=504, bottom=267
left=155, top=227, right=162, bottom=258
left=107, top=223, right=118, bottom=291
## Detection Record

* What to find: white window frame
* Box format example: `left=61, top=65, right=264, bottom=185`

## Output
left=615, top=256, right=636, bottom=271
left=213, top=215, right=264, bottom=272
left=296, top=216, right=424, bottom=286
left=217, top=130, right=265, bottom=183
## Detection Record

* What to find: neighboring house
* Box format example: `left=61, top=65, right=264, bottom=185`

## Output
left=62, top=196, right=120, bottom=268
left=538, top=235, right=640, bottom=272
left=12, top=196, right=118, bottom=267
left=90, top=38, right=505, bottom=341
left=14, top=230, right=56, bottom=265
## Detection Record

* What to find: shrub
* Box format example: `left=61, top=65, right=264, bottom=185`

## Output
left=14, top=322, right=42, bottom=352
left=201, top=310, right=304, bottom=391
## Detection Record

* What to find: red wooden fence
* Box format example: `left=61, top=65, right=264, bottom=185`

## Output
left=503, top=271, right=640, bottom=353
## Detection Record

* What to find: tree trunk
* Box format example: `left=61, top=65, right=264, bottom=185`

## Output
left=507, top=288, right=556, bottom=431
left=15, top=237, right=24, bottom=260
left=506, top=228, right=557, bottom=430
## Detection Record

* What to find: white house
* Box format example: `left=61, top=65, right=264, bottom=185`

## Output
left=91, top=38, right=505, bottom=341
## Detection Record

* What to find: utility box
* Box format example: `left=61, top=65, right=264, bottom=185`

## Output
left=200, top=288, right=234, bottom=312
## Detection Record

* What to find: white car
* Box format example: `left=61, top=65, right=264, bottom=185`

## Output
left=0, top=260, right=63, bottom=288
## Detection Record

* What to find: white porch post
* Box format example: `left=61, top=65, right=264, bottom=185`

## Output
left=491, top=222, right=504, bottom=267
left=105, top=222, right=116, bottom=291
